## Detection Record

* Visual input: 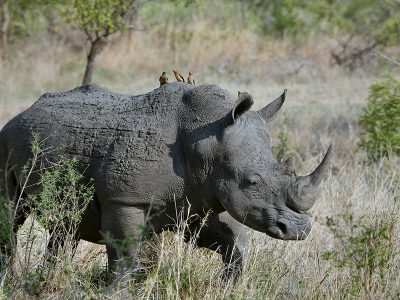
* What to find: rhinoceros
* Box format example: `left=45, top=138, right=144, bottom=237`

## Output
left=0, top=82, right=331, bottom=278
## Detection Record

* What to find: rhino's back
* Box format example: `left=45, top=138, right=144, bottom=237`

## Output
left=28, top=84, right=180, bottom=132
left=3, top=83, right=192, bottom=178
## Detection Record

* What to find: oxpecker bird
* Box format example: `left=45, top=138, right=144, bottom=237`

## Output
left=159, top=71, right=168, bottom=86
left=173, top=69, right=185, bottom=82
left=187, top=72, right=195, bottom=86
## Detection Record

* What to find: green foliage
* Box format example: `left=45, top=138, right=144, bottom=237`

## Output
left=0, top=133, right=42, bottom=274
left=308, top=0, right=400, bottom=43
left=322, top=211, right=397, bottom=296
left=250, top=0, right=306, bottom=37
left=0, top=135, right=96, bottom=297
left=62, top=0, right=139, bottom=84
left=0, top=133, right=92, bottom=295
left=64, top=0, right=135, bottom=41
left=248, top=0, right=400, bottom=51
left=0, top=0, right=61, bottom=41
left=358, top=76, right=400, bottom=160
left=169, top=0, right=199, bottom=6
left=32, top=155, right=93, bottom=234
left=24, top=133, right=94, bottom=258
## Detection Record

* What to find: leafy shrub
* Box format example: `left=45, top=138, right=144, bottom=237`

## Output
left=0, top=133, right=42, bottom=277
left=358, top=76, right=400, bottom=160
left=33, top=155, right=92, bottom=240
left=249, top=0, right=306, bottom=37
left=322, top=211, right=397, bottom=297
left=1, top=134, right=94, bottom=298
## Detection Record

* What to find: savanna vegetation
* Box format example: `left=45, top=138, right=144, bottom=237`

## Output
left=0, top=0, right=399, bottom=299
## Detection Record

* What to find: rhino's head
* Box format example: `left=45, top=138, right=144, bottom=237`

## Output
left=181, top=85, right=331, bottom=240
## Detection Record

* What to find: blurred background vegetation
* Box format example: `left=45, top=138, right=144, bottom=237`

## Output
left=1, top=0, right=399, bottom=82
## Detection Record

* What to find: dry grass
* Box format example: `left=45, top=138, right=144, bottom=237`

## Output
left=0, top=9, right=399, bottom=299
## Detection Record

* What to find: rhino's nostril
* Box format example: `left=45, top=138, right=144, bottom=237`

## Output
left=276, top=221, right=287, bottom=235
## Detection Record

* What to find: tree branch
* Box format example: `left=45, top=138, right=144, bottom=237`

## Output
left=372, top=52, right=400, bottom=67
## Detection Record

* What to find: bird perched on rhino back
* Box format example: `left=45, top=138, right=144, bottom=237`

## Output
left=159, top=71, right=168, bottom=86
left=187, top=72, right=195, bottom=86
left=172, top=68, right=185, bottom=82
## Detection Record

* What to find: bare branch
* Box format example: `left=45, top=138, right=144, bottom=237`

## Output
left=372, top=52, right=400, bottom=67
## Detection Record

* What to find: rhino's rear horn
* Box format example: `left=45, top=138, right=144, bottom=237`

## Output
left=283, top=156, right=295, bottom=175
left=258, top=89, right=287, bottom=122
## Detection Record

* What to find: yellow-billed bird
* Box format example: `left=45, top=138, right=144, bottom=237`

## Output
left=173, top=69, right=185, bottom=82
left=187, top=72, right=195, bottom=86
left=159, top=71, right=168, bottom=86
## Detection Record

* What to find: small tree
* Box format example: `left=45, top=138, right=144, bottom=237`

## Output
left=322, top=211, right=397, bottom=297
left=64, top=0, right=139, bottom=85
left=358, top=76, right=400, bottom=160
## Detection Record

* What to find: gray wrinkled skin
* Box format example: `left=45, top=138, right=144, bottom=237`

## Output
left=0, top=82, right=331, bottom=279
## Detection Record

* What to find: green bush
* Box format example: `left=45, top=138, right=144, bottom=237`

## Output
left=322, top=211, right=397, bottom=297
left=33, top=155, right=92, bottom=235
left=1, top=134, right=95, bottom=298
left=358, top=76, right=400, bottom=160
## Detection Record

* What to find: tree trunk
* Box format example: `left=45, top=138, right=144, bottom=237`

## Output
left=82, top=38, right=107, bottom=85
left=1, top=2, right=10, bottom=56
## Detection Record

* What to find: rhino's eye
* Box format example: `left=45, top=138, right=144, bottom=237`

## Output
left=247, top=174, right=261, bottom=186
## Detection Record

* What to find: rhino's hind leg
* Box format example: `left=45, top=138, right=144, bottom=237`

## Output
left=101, top=204, right=145, bottom=273
left=195, top=212, right=248, bottom=283
left=0, top=165, right=30, bottom=267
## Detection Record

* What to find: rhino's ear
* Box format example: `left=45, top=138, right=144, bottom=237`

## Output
left=231, top=92, right=254, bottom=123
left=258, top=89, right=287, bottom=122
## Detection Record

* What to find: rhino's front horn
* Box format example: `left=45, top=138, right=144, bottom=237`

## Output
left=291, top=145, right=332, bottom=211
left=305, top=145, right=332, bottom=186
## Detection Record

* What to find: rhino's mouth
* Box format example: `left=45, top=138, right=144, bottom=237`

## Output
left=265, top=225, right=285, bottom=239
left=239, top=206, right=311, bottom=240
left=265, top=216, right=311, bottom=241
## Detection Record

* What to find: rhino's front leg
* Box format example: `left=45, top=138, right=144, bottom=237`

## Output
left=101, top=204, right=145, bottom=272
left=196, top=211, right=248, bottom=282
